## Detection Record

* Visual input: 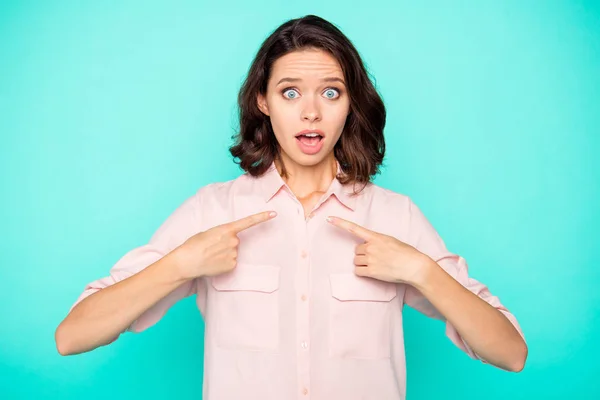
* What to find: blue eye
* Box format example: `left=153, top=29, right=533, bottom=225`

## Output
left=283, top=89, right=299, bottom=99
left=281, top=87, right=341, bottom=100
left=323, top=88, right=340, bottom=99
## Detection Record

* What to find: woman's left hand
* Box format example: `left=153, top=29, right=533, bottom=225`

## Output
left=326, top=216, right=433, bottom=285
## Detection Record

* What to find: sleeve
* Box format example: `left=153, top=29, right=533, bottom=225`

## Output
left=402, top=197, right=525, bottom=360
left=68, top=189, right=204, bottom=338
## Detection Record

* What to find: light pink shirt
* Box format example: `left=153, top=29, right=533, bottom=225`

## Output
left=70, top=161, right=524, bottom=399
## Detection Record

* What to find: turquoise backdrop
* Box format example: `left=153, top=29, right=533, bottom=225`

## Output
left=1, top=1, right=598, bottom=398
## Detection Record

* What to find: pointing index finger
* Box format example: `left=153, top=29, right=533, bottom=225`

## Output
left=327, top=216, right=375, bottom=241
left=227, top=211, right=277, bottom=233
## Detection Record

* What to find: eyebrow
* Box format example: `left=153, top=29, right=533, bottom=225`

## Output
left=276, top=77, right=346, bottom=86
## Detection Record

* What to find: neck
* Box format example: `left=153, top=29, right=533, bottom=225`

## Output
left=275, top=154, right=337, bottom=200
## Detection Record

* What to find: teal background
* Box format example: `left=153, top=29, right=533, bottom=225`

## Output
left=1, top=0, right=598, bottom=398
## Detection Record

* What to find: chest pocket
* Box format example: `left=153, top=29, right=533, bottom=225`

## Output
left=329, top=273, right=397, bottom=359
left=211, top=263, right=280, bottom=351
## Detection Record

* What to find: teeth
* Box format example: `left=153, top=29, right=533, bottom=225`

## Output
left=304, top=133, right=320, bottom=137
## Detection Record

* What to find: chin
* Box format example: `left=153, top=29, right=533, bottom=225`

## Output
left=285, top=152, right=334, bottom=167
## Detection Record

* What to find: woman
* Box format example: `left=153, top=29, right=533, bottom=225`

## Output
left=56, top=14, right=527, bottom=399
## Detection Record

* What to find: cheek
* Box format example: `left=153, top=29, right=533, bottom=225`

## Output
left=327, top=99, right=350, bottom=120
left=269, top=108, right=293, bottom=131
left=268, top=107, right=296, bottom=146
left=328, top=106, right=350, bottom=133
left=268, top=95, right=295, bottom=118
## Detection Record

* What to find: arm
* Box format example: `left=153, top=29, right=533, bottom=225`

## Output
left=404, top=199, right=527, bottom=372
left=55, top=191, right=202, bottom=356
left=410, top=254, right=527, bottom=371
left=55, top=250, right=192, bottom=356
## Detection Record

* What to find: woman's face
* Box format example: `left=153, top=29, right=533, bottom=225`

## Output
left=257, top=48, right=351, bottom=168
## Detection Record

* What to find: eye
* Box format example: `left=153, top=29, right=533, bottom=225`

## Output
left=281, top=87, right=342, bottom=100
left=323, top=88, right=340, bottom=99
left=282, top=88, right=299, bottom=99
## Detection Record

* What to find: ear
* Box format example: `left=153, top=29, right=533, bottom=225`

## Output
left=257, top=93, right=270, bottom=116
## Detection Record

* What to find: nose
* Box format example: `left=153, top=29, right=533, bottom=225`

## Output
left=301, top=98, right=321, bottom=122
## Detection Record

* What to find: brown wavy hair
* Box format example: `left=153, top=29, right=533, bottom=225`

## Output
left=229, top=14, right=386, bottom=190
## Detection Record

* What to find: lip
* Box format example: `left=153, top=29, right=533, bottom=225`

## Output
left=295, top=129, right=325, bottom=138
left=295, top=131, right=325, bottom=155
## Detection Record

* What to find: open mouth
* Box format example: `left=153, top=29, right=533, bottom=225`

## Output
left=295, top=133, right=324, bottom=146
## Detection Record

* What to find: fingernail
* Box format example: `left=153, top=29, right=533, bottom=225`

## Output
left=269, top=211, right=277, bottom=217
left=326, top=216, right=333, bottom=223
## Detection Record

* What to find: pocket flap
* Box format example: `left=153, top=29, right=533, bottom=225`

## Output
left=211, top=263, right=280, bottom=293
left=329, top=273, right=397, bottom=302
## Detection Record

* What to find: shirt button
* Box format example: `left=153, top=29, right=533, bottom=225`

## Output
left=301, top=341, right=308, bottom=349
left=301, top=294, right=307, bottom=301
left=302, top=388, right=308, bottom=395
left=300, top=250, right=307, bottom=258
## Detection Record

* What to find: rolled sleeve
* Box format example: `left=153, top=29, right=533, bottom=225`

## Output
left=402, top=197, right=525, bottom=360
left=69, top=189, right=204, bottom=337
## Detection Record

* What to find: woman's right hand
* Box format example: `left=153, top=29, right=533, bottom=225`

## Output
left=173, top=210, right=278, bottom=280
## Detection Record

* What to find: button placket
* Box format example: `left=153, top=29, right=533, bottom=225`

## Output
left=296, top=207, right=311, bottom=400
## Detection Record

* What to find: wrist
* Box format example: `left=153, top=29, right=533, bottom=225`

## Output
left=165, top=247, right=195, bottom=284
left=407, top=254, right=439, bottom=291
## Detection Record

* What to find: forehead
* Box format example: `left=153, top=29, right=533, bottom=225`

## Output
left=270, top=49, right=343, bottom=82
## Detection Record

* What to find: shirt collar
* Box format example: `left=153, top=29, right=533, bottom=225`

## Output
left=259, top=160, right=358, bottom=211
